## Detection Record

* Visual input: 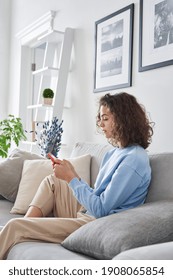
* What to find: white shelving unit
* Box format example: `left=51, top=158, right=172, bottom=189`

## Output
left=28, top=27, right=74, bottom=126
left=17, top=11, right=74, bottom=147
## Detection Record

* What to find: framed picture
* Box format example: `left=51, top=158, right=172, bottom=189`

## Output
left=139, top=0, right=173, bottom=72
left=93, top=4, right=134, bottom=93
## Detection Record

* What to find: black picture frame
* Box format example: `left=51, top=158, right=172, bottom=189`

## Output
left=94, top=4, right=134, bottom=93
left=139, top=0, right=173, bottom=72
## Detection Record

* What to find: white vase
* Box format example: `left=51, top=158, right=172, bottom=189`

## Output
left=43, top=98, right=53, bottom=105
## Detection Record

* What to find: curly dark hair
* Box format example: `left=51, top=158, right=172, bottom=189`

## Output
left=96, top=92, right=154, bottom=149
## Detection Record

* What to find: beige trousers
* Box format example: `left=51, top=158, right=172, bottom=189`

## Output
left=0, top=175, right=95, bottom=260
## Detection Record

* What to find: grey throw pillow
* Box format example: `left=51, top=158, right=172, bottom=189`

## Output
left=62, top=200, right=173, bottom=259
left=0, top=148, right=44, bottom=202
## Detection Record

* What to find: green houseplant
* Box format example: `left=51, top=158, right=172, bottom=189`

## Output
left=0, top=114, right=26, bottom=158
left=42, top=88, right=54, bottom=105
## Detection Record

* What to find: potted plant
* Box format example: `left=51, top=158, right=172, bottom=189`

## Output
left=42, top=88, right=54, bottom=105
left=0, top=114, right=26, bottom=158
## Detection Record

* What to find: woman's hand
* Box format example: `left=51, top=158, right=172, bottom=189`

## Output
left=53, top=159, right=80, bottom=183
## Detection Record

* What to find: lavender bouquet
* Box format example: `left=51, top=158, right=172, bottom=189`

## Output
left=35, top=117, right=63, bottom=158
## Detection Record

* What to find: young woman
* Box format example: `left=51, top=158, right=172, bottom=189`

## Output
left=0, top=92, right=154, bottom=259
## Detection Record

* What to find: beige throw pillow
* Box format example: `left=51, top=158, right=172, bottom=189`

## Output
left=10, top=154, right=91, bottom=214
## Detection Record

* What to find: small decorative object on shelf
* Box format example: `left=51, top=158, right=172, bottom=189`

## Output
left=42, top=88, right=54, bottom=105
left=35, top=117, right=63, bottom=158
left=0, top=114, right=26, bottom=158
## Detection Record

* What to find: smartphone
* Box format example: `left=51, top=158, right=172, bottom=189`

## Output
left=47, top=153, right=57, bottom=163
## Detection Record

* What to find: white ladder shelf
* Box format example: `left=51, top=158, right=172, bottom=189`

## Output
left=28, top=27, right=74, bottom=126
left=17, top=11, right=74, bottom=146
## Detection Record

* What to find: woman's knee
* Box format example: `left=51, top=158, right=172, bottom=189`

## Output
left=5, top=218, right=24, bottom=232
left=40, top=174, right=55, bottom=192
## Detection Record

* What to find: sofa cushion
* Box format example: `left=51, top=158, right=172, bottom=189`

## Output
left=71, top=142, right=112, bottom=187
left=10, top=159, right=52, bottom=214
left=113, top=241, right=173, bottom=260
left=147, top=153, right=173, bottom=202
left=0, top=149, right=44, bottom=202
left=11, top=154, right=91, bottom=214
left=7, top=242, right=94, bottom=260
left=62, top=200, right=173, bottom=259
left=0, top=200, right=23, bottom=227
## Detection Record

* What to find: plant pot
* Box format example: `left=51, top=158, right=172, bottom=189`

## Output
left=43, top=98, right=53, bottom=105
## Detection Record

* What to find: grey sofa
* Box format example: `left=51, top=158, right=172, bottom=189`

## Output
left=1, top=142, right=173, bottom=260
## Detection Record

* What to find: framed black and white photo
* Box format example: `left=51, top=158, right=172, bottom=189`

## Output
left=139, top=0, right=173, bottom=72
left=94, top=4, right=134, bottom=93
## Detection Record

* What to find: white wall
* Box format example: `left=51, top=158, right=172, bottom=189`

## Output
left=0, top=0, right=11, bottom=119
left=6, top=0, right=173, bottom=155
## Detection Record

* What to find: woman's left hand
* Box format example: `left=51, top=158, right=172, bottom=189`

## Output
left=53, top=159, right=80, bottom=183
